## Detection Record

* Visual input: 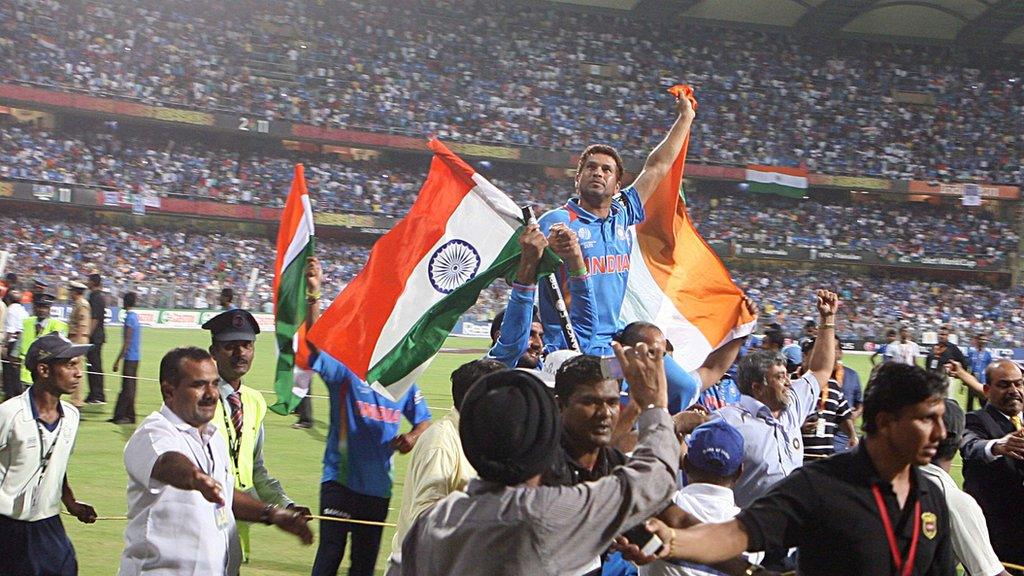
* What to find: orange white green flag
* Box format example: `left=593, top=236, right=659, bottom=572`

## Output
left=308, top=140, right=557, bottom=400
left=621, top=85, right=757, bottom=371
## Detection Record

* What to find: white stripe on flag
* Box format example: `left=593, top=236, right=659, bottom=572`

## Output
left=281, top=195, right=315, bottom=271
left=745, top=169, right=808, bottom=189
left=367, top=186, right=519, bottom=371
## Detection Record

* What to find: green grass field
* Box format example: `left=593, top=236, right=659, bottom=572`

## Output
left=59, top=328, right=960, bottom=574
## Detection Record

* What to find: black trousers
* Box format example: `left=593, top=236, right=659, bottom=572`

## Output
left=296, top=396, right=313, bottom=425
left=2, top=355, right=23, bottom=401
left=112, top=360, right=139, bottom=422
left=311, top=481, right=390, bottom=576
left=0, top=514, right=77, bottom=576
left=85, top=344, right=104, bottom=402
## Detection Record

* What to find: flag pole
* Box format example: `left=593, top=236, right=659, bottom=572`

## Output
left=523, top=206, right=581, bottom=352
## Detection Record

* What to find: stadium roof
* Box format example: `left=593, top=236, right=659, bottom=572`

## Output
left=549, top=0, right=1024, bottom=45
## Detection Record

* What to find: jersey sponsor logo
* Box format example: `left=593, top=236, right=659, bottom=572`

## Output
left=587, top=254, right=631, bottom=275
left=922, top=512, right=937, bottom=539
left=355, top=400, right=402, bottom=424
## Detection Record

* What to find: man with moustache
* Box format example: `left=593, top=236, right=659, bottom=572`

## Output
left=119, top=347, right=312, bottom=575
left=960, top=359, right=1024, bottom=569
left=202, top=309, right=309, bottom=564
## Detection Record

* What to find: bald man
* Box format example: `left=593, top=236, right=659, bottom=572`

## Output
left=960, top=359, right=1024, bottom=567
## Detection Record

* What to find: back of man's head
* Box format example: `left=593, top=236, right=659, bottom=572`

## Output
left=615, top=321, right=661, bottom=347
left=459, top=369, right=560, bottom=486
left=554, top=354, right=606, bottom=403
left=450, top=358, right=505, bottom=410
left=88, top=273, right=102, bottom=287
left=933, top=399, right=965, bottom=465
left=736, top=349, right=787, bottom=396
left=763, top=329, right=785, bottom=351
left=863, top=363, right=947, bottom=435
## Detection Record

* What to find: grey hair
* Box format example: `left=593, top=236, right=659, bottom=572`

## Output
left=736, top=349, right=787, bottom=395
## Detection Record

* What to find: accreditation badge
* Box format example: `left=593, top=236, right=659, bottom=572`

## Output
left=921, top=512, right=937, bottom=540
left=215, top=503, right=230, bottom=530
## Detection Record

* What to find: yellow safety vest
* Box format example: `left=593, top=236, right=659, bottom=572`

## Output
left=20, top=317, right=69, bottom=382
left=213, top=384, right=267, bottom=492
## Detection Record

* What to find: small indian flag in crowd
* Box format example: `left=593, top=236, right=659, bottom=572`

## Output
left=745, top=165, right=808, bottom=198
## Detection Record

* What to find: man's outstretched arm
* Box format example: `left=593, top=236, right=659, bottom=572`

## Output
left=631, top=93, right=696, bottom=204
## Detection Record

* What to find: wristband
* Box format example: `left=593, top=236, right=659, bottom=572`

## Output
left=306, top=291, right=322, bottom=301
left=822, top=323, right=836, bottom=329
left=569, top=266, right=588, bottom=278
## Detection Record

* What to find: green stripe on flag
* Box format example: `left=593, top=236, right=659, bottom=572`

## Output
left=747, top=181, right=805, bottom=199
left=367, top=226, right=560, bottom=387
left=270, top=239, right=316, bottom=415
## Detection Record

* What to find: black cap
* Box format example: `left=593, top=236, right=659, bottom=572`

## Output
left=25, top=332, right=93, bottom=373
left=33, top=279, right=49, bottom=289
left=33, top=292, right=56, bottom=306
left=202, top=309, right=260, bottom=342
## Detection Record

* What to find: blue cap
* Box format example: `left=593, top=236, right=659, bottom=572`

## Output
left=781, top=343, right=802, bottom=365
left=687, top=419, right=744, bottom=477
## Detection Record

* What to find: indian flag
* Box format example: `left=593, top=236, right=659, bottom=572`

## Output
left=622, top=85, right=757, bottom=371
left=270, top=165, right=316, bottom=415
left=745, top=165, right=808, bottom=198
left=308, top=140, right=556, bottom=400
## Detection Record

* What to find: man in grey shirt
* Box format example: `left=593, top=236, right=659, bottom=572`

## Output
left=401, top=341, right=678, bottom=576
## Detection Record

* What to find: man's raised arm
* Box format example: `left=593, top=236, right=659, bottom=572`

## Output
left=631, top=91, right=696, bottom=204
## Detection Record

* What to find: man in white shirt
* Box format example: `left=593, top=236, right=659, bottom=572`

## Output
left=639, top=419, right=763, bottom=576
left=119, top=347, right=313, bottom=576
left=0, top=332, right=97, bottom=576
left=889, top=326, right=921, bottom=366
left=2, top=288, right=29, bottom=400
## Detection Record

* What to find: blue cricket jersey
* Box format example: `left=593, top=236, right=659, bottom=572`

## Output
left=967, top=347, right=994, bottom=383
left=123, top=310, right=141, bottom=361
left=313, top=351, right=432, bottom=498
left=538, top=185, right=645, bottom=352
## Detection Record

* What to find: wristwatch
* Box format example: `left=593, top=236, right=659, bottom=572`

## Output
left=259, top=504, right=278, bottom=525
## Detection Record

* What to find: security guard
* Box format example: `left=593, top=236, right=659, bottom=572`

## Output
left=20, top=293, right=68, bottom=384
left=67, top=281, right=91, bottom=406
left=202, top=309, right=309, bottom=565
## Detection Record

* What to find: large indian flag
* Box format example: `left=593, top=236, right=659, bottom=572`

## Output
left=308, top=140, right=555, bottom=400
left=622, top=85, right=757, bottom=371
left=270, top=165, right=316, bottom=415
left=745, top=165, right=809, bottom=198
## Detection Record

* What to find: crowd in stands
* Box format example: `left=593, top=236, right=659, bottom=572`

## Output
left=2, top=121, right=1018, bottom=265
left=3, top=214, right=1022, bottom=346
left=1, top=0, right=1022, bottom=185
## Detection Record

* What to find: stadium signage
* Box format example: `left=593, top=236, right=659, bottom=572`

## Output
left=727, top=242, right=1003, bottom=271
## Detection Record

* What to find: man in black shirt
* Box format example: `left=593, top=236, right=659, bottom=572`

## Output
left=925, top=325, right=966, bottom=376
left=84, top=273, right=106, bottom=404
left=638, top=362, right=955, bottom=576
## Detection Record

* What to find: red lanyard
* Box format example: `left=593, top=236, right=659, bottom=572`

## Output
left=871, top=484, right=921, bottom=576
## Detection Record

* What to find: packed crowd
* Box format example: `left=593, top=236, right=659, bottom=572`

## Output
left=2, top=0, right=1022, bottom=184
left=2, top=121, right=1019, bottom=265
left=0, top=122, right=562, bottom=215
left=2, top=213, right=1020, bottom=346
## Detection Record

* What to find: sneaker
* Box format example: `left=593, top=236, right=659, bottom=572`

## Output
left=291, top=421, right=313, bottom=429
left=86, top=399, right=106, bottom=405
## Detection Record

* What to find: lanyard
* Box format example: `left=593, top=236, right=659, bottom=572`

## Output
left=818, top=379, right=830, bottom=413
left=871, top=484, right=921, bottom=576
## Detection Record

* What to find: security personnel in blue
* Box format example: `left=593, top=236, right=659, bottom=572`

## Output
left=0, top=332, right=97, bottom=576
left=537, top=91, right=695, bottom=356
left=637, top=363, right=956, bottom=576
left=19, top=292, right=69, bottom=385
left=201, top=308, right=310, bottom=565
left=304, top=256, right=433, bottom=576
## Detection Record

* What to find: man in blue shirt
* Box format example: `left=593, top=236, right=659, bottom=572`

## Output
left=110, top=292, right=141, bottom=424
left=869, top=328, right=898, bottom=365
left=304, top=257, right=432, bottom=576
left=831, top=341, right=863, bottom=453
left=537, top=93, right=696, bottom=355
left=964, top=333, right=993, bottom=411
left=488, top=223, right=595, bottom=370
